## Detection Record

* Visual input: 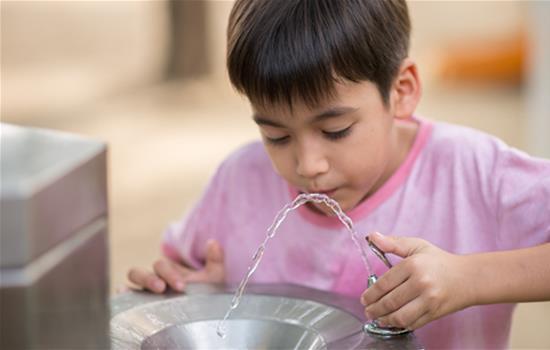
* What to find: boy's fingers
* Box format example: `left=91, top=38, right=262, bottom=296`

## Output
left=377, top=297, right=428, bottom=330
left=127, top=267, right=147, bottom=286
left=115, top=284, right=132, bottom=295
left=204, top=240, right=225, bottom=282
left=361, top=265, right=409, bottom=306
left=364, top=278, right=419, bottom=320
left=407, top=310, right=433, bottom=330
left=205, top=239, right=224, bottom=265
left=182, top=269, right=210, bottom=283
left=367, top=232, right=397, bottom=253
left=127, top=267, right=166, bottom=293
left=133, top=241, right=226, bottom=290
left=368, top=232, right=427, bottom=258
left=153, top=259, right=188, bottom=292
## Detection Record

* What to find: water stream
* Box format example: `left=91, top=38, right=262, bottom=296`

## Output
left=216, top=193, right=373, bottom=338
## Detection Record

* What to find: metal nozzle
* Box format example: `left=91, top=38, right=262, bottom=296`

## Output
left=364, top=236, right=411, bottom=337
left=366, top=236, right=393, bottom=269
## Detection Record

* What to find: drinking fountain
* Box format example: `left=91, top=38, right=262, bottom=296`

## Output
left=0, top=123, right=110, bottom=349
left=110, top=193, right=423, bottom=349
left=111, top=283, right=424, bottom=349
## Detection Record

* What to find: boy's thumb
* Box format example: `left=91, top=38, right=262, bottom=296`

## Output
left=205, top=239, right=224, bottom=266
left=368, top=231, right=426, bottom=258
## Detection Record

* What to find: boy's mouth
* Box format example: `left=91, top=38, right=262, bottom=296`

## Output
left=302, top=188, right=338, bottom=197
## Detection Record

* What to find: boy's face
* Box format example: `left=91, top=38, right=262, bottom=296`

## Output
left=252, top=80, right=416, bottom=215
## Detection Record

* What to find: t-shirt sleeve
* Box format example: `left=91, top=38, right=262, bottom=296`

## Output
left=493, top=144, right=550, bottom=249
left=161, top=160, right=230, bottom=269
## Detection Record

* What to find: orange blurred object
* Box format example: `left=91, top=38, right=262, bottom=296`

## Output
left=438, top=30, right=527, bottom=86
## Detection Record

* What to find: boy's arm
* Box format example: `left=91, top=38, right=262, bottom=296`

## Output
left=361, top=232, right=550, bottom=330
left=467, top=243, right=550, bottom=304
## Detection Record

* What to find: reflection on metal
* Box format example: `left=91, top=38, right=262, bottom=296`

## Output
left=363, top=321, right=412, bottom=337
left=0, top=123, right=110, bottom=350
left=111, top=283, right=424, bottom=350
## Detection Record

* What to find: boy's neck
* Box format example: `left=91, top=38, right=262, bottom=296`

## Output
left=363, top=118, right=419, bottom=202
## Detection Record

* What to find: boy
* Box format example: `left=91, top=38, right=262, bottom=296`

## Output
left=129, top=1, right=550, bottom=348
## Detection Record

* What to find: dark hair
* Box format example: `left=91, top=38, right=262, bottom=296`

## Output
left=227, top=0, right=410, bottom=109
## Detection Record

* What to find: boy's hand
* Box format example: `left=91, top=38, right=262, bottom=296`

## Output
left=127, top=239, right=225, bottom=294
left=360, top=232, right=472, bottom=330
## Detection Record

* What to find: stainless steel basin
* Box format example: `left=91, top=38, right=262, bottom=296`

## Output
left=111, top=283, right=423, bottom=349
left=142, top=315, right=325, bottom=349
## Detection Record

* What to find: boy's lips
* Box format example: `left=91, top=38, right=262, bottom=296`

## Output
left=303, top=187, right=338, bottom=196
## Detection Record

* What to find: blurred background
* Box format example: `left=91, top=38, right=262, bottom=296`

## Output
left=2, top=1, right=549, bottom=348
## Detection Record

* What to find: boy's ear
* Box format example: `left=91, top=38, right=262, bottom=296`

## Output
left=391, top=58, right=422, bottom=119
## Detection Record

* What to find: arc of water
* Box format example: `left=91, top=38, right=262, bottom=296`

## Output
left=216, top=193, right=374, bottom=338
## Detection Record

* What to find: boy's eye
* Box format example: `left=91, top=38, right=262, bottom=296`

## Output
left=322, top=125, right=353, bottom=140
left=265, top=135, right=290, bottom=145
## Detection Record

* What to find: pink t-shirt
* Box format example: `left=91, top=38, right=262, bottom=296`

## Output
left=163, top=118, right=550, bottom=349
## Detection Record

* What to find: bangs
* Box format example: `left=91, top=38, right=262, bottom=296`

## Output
left=227, top=0, right=409, bottom=108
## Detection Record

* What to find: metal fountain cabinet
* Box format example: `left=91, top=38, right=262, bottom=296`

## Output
left=0, top=123, right=110, bottom=349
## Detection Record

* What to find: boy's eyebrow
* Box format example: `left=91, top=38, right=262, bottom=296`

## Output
left=253, top=115, right=284, bottom=128
left=312, top=107, right=359, bottom=122
left=253, top=106, right=358, bottom=127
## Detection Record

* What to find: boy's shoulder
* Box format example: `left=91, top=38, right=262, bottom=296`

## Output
left=213, top=141, right=288, bottom=202
left=223, top=140, right=271, bottom=169
left=216, top=141, right=277, bottom=181
left=426, top=120, right=508, bottom=162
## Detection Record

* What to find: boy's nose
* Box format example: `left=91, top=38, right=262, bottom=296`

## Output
left=295, top=146, right=329, bottom=179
